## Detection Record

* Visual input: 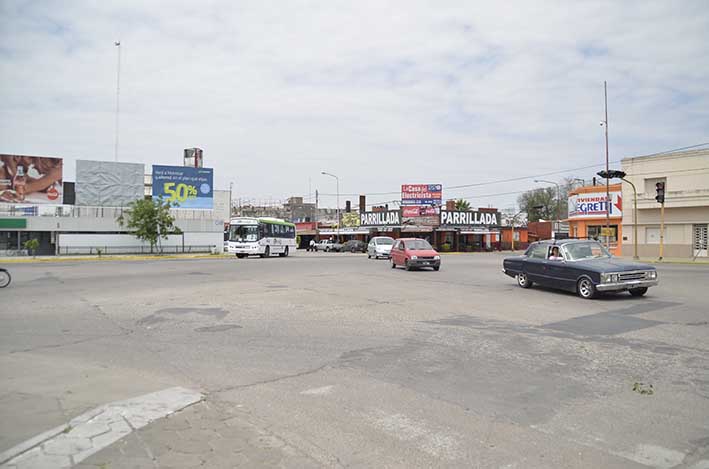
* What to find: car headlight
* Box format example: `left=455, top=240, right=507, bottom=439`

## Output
left=410, top=255, right=418, bottom=260
left=647, top=271, right=657, bottom=279
left=601, top=273, right=618, bottom=283
left=434, top=255, right=440, bottom=260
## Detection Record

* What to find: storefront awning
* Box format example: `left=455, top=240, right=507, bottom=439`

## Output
left=401, top=226, right=433, bottom=232
left=460, top=230, right=499, bottom=235
left=318, top=228, right=370, bottom=235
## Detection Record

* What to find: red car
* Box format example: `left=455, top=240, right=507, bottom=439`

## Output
left=390, top=238, right=441, bottom=271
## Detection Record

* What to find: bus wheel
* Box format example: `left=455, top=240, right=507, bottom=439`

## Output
left=236, top=254, right=246, bottom=259
left=280, top=247, right=289, bottom=257
left=261, top=246, right=270, bottom=258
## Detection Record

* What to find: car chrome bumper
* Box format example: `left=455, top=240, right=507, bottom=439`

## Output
left=596, top=279, right=658, bottom=291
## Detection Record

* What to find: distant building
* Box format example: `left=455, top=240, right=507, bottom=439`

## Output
left=233, top=196, right=337, bottom=223
left=621, top=149, right=709, bottom=258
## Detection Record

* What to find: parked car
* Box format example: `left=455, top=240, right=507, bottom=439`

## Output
left=342, top=240, right=366, bottom=253
left=367, top=236, right=395, bottom=259
left=390, top=238, right=441, bottom=271
left=502, top=239, right=658, bottom=299
left=315, top=239, right=343, bottom=252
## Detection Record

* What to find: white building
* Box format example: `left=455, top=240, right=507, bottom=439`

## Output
left=621, top=148, right=709, bottom=258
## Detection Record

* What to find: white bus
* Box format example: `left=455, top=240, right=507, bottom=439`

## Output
left=227, top=217, right=297, bottom=258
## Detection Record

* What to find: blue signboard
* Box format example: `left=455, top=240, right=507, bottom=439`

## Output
left=152, top=165, right=213, bottom=209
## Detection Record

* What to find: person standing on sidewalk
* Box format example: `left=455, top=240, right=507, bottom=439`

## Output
left=309, top=238, right=316, bottom=252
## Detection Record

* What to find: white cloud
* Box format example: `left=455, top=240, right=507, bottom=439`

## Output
left=1, top=0, right=707, bottom=209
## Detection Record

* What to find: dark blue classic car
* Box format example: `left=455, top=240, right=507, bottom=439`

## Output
left=503, top=239, right=658, bottom=299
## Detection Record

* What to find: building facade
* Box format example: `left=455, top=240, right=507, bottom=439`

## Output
left=567, top=183, right=623, bottom=256
left=621, top=149, right=709, bottom=258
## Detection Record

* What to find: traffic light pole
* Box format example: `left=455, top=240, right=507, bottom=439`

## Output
left=621, top=177, right=639, bottom=260
left=659, top=201, right=665, bottom=261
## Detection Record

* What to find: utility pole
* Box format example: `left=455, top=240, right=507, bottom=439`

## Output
left=603, top=81, right=610, bottom=249
left=114, top=41, right=121, bottom=162
left=229, top=182, right=233, bottom=219
left=321, top=172, right=339, bottom=242
left=315, top=189, right=319, bottom=241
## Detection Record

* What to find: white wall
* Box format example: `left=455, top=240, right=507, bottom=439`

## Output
left=57, top=232, right=223, bottom=254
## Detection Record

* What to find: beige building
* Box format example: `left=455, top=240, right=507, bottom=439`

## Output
left=621, top=149, right=709, bottom=258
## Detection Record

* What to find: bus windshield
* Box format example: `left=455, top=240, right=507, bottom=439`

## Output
left=230, top=225, right=258, bottom=242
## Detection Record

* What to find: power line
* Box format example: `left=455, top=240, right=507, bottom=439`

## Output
left=305, top=141, right=709, bottom=199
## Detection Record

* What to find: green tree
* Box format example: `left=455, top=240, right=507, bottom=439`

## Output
left=517, top=178, right=577, bottom=222
left=117, top=198, right=182, bottom=253
left=454, top=199, right=471, bottom=211
left=23, top=238, right=40, bottom=258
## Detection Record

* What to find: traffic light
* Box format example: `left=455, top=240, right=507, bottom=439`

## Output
left=596, top=170, right=627, bottom=179
left=655, top=182, right=665, bottom=204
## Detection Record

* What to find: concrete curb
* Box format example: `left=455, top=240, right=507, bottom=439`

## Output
left=0, top=387, right=204, bottom=469
left=0, top=254, right=232, bottom=264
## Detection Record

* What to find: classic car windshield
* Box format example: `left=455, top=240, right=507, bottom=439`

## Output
left=564, top=241, right=611, bottom=260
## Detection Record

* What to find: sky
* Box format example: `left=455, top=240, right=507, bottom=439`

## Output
left=1, top=0, right=708, bottom=210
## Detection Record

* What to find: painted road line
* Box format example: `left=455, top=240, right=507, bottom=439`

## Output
left=0, top=387, right=203, bottom=469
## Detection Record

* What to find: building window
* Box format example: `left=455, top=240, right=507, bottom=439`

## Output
left=693, top=224, right=708, bottom=256
left=646, top=227, right=661, bottom=244
left=513, top=231, right=520, bottom=241
left=587, top=225, right=618, bottom=244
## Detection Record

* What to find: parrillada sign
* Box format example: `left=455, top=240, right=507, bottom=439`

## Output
left=440, top=210, right=500, bottom=227
left=360, top=210, right=401, bottom=227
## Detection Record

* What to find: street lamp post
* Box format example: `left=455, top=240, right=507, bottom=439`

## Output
left=229, top=182, right=234, bottom=219
left=601, top=81, right=611, bottom=249
left=534, top=179, right=561, bottom=238
left=114, top=41, right=121, bottom=162
left=321, top=171, right=339, bottom=242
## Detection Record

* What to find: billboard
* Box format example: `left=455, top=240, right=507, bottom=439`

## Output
left=0, top=154, right=63, bottom=204
left=75, top=160, right=145, bottom=207
left=152, top=165, right=213, bottom=209
left=360, top=210, right=401, bottom=227
left=402, top=205, right=439, bottom=226
left=568, top=191, right=622, bottom=219
left=401, top=184, right=442, bottom=206
left=440, top=210, right=500, bottom=227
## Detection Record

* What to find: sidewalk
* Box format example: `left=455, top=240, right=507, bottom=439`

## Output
left=618, top=256, right=709, bottom=265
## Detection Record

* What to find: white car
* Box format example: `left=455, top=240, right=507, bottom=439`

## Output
left=367, top=236, right=395, bottom=259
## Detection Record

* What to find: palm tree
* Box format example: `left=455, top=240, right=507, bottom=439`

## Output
left=454, top=199, right=471, bottom=211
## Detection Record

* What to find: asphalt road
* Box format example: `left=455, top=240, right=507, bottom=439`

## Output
left=1, top=253, right=708, bottom=468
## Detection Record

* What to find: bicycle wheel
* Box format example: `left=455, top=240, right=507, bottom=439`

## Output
left=0, top=269, right=10, bottom=288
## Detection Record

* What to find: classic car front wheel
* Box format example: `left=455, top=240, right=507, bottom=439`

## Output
left=577, top=277, right=597, bottom=299
left=517, top=272, right=533, bottom=289
left=629, top=287, right=648, bottom=297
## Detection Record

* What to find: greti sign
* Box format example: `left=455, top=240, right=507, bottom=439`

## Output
left=568, top=191, right=622, bottom=219
left=401, top=184, right=442, bottom=206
